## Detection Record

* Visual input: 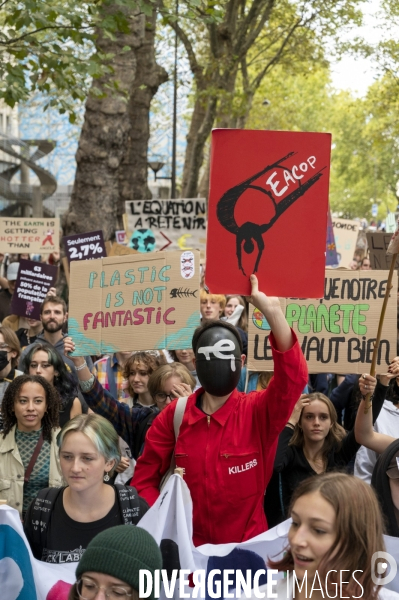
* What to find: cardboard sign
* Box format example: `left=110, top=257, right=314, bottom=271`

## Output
left=0, top=217, right=60, bottom=254
left=205, top=129, right=331, bottom=297
left=367, top=232, right=399, bottom=270
left=10, top=259, right=58, bottom=320
left=125, top=199, right=207, bottom=252
left=326, top=208, right=338, bottom=267
left=108, top=243, right=138, bottom=257
left=68, top=251, right=200, bottom=354
left=332, top=218, right=359, bottom=268
left=63, top=230, right=107, bottom=262
left=247, top=270, right=397, bottom=373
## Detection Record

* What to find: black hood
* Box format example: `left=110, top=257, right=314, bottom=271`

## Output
left=371, top=438, right=399, bottom=537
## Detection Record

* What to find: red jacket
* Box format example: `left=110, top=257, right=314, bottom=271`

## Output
left=132, top=331, right=307, bottom=546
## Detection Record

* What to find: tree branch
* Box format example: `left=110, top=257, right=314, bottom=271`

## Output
left=250, top=16, right=310, bottom=92
left=240, top=0, right=276, bottom=56
left=161, top=3, right=204, bottom=86
left=0, top=23, right=92, bottom=46
left=233, top=0, right=275, bottom=58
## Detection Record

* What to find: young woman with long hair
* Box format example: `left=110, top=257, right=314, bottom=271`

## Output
left=0, top=374, right=62, bottom=517
left=223, top=295, right=248, bottom=332
left=271, top=374, right=383, bottom=522
left=259, top=472, right=398, bottom=600
left=24, top=413, right=148, bottom=562
left=122, top=351, right=165, bottom=407
left=22, top=343, right=82, bottom=427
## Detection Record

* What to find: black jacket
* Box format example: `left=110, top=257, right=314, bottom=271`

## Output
left=265, top=381, right=386, bottom=526
left=371, top=438, right=399, bottom=538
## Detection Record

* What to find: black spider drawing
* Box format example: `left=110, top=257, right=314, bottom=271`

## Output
left=216, top=151, right=325, bottom=275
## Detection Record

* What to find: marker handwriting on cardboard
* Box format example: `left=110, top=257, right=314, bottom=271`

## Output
left=88, top=265, right=171, bottom=288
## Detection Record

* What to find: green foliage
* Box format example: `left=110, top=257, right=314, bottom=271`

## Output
left=329, top=76, right=399, bottom=219
left=0, top=0, right=154, bottom=120
left=247, top=65, right=399, bottom=220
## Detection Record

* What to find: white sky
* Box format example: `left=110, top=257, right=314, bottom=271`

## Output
left=330, top=0, right=389, bottom=96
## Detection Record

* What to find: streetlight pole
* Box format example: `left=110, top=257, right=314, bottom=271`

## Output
left=171, top=0, right=178, bottom=199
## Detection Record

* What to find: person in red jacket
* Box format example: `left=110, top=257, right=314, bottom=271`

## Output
left=132, top=274, right=308, bottom=546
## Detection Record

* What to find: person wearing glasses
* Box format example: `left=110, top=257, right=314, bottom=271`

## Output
left=148, top=363, right=195, bottom=411
left=67, top=525, right=161, bottom=600
left=0, top=326, right=23, bottom=430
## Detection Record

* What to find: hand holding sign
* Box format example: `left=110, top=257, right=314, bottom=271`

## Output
left=247, top=274, right=293, bottom=352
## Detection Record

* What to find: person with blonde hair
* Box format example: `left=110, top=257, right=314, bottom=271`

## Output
left=148, top=362, right=195, bottom=411
left=200, top=288, right=247, bottom=355
left=259, top=472, right=399, bottom=600
left=24, top=413, right=148, bottom=562
left=199, top=288, right=226, bottom=320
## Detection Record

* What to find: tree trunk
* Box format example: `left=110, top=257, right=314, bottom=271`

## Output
left=180, top=89, right=208, bottom=198
left=197, top=148, right=210, bottom=199
left=63, top=8, right=145, bottom=238
left=118, top=7, right=168, bottom=217
left=180, top=63, right=239, bottom=198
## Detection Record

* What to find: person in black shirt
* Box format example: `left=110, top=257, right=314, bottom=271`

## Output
left=266, top=374, right=385, bottom=525
left=22, top=343, right=82, bottom=428
left=16, top=318, right=43, bottom=351
left=24, top=413, right=148, bottom=562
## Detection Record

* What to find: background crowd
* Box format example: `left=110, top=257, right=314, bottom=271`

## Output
left=0, top=245, right=398, bottom=600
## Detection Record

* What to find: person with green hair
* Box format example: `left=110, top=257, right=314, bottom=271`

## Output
left=24, top=413, right=148, bottom=563
left=67, top=525, right=162, bottom=600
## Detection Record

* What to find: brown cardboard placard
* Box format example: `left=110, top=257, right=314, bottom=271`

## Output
left=108, top=243, right=139, bottom=257
left=105, top=241, right=112, bottom=257
left=332, top=218, right=359, bottom=268
left=125, top=199, right=207, bottom=252
left=68, top=250, right=200, bottom=354
left=367, top=232, right=399, bottom=270
left=247, top=270, right=397, bottom=374
left=0, top=217, right=60, bottom=253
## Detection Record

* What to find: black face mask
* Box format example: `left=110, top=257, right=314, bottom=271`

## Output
left=195, top=326, right=242, bottom=396
left=0, top=350, right=9, bottom=372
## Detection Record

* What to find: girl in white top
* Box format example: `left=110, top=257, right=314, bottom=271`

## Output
left=253, top=472, right=399, bottom=600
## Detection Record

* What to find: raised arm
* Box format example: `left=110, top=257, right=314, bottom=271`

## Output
left=64, top=336, right=93, bottom=383
left=247, top=274, right=293, bottom=352
left=63, top=336, right=144, bottom=450
left=354, top=372, right=395, bottom=454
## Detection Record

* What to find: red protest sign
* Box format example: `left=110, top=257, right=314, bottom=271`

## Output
left=205, top=129, right=331, bottom=297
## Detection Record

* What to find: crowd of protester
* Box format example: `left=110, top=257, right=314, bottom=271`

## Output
left=1, top=246, right=399, bottom=599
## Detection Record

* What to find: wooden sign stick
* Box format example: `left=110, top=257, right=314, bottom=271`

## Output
left=364, top=252, right=398, bottom=412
